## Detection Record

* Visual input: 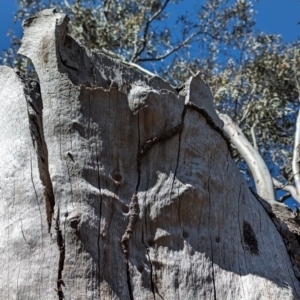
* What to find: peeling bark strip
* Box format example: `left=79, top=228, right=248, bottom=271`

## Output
left=21, top=76, right=55, bottom=231
left=55, top=209, right=65, bottom=299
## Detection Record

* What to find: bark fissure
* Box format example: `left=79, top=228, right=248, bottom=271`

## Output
left=84, top=69, right=102, bottom=293
left=177, top=188, right=182, bottom=231
left=20, top=74, right=63, bottom=296
left=237, top=185, right=249, bottom=297
left=172, top=107, right=186, bottom=231
left=121, top=115, right=185, bottom=298
left=22, top=77, right=55, bottom=231
left=141, top=227, right=157, bottom=300
left=29, top=151, right=44, bottom=243
left=1, top=8, right=299, bottom=299
left=121, top=192, right=139, bottom=259
left=65, top=160, right=75, bottom=209
left=55, top=208, right=65, bottom=300
left=122, top=111, right=141, bottom=300
left=95, top=140, right=103, bottom=295
left=207, top=181, right=217, bottom=300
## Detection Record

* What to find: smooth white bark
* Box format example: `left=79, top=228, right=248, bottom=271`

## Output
left=218, top=113, right=276, bottom=203
left=292, top=109, right=300, bottom=195
left=273, top=177, right=300, bottom=204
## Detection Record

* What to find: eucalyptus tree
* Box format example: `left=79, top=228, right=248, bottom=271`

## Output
left=2, top=0, right=300, bottom=204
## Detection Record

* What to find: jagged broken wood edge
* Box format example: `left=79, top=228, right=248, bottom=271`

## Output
left=20, top=5, right=300, bottom=286
left=17, top=7, right=231, bottom=253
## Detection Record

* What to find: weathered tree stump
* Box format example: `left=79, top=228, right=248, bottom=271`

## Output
left=0, top=9, right=299, bottom=299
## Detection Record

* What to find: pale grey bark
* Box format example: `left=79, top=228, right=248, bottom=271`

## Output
left=0, top=8, right=299, bottom=300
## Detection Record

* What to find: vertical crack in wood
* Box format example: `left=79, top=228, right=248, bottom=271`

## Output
left=122, top=192, right=138, bottom=300
left=121, top=109, right=185, bottom=299
left=121, top=192, right=139, bottom=258
left=172, top=107, right=187, bottom=234
left=96, top=141, right=103, bottom=297
left=141, top=221, right=157, bottom=300
left=121, top=111, right=142, bottom=300
left=141, top=225, right=165, bottom=300
left=65, top=159, right=75, bottom=209
left=120, top=93, right=229, bottom=297
left=236, top=186, right=248, bottom=299
left=207, top=180, right=217, bottom=300
left=21, top=76, right=55, bottom=232
left=29, top=150, right=44, bottom=245
left=55, top=208, right=65, bottom=300
left=20, top=75, right=66, bottom=298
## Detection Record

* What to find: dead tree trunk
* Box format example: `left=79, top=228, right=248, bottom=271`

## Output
left=0, top=9, right=299, bottom=299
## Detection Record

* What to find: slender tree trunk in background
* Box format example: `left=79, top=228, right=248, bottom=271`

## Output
left=0, top=9, right=300, bottom=299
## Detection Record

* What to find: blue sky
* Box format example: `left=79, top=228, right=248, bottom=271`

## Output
left=0, top=0, right=299, bottom=55
left=0, top=1, right=18, bottom=52
left=255, top=0, right=299, bottom=42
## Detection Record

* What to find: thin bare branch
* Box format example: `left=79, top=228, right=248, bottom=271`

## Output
left=239, top=105, right=251, bottom=124
left=131, top=0, right=171, bottom=62
left=239, top=91, right=257, bottom=125
left=123, top=61, right=156, bottom=77
left=99, top=47, right=126, bottom=60
left=292, top=109, right=300, bottom=195
left=64, top=0, right=71, bottom=9
left=272, top=177, right=300, bottom=204
left=97, top=48, right=156, bottom=77
left=278, top=193, right=292, bottom=202
left=274, top=172, right=300, bottom=189
left=250, top=121, right=259, bottom=151
left=137, top=31, right=220, bottom=63
left=103, top=0, right=111, bottom=22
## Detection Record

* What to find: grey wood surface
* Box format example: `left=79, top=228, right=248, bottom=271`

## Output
left=0, top=8, right=299, bottom=300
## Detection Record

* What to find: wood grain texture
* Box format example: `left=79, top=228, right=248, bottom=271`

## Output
left=0, top=8, right=298, bottom=299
